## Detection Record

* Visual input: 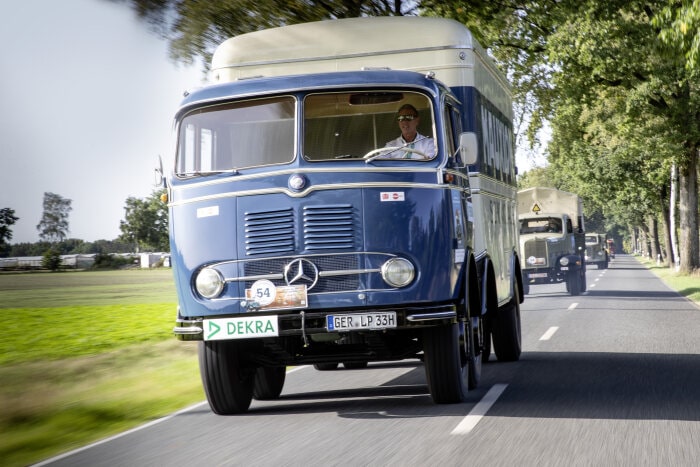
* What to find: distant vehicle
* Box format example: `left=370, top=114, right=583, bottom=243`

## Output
left=585, top=233, right=609, bottom=269
left=168, top=17, right=523, bottom=414
left=518, top=187, right=586, bottom=295
left=606, top=239, right=616, bottom=259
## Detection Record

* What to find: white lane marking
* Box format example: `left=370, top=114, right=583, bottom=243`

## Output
left=594, top=277, right=600, bottom=282
left=451, top=384, right=508, bottom=435
left=568, top=302, right=578, bottom=310
left=589, top=283, right=596, bottom=288
left=539, top=326, right=559, bottom=340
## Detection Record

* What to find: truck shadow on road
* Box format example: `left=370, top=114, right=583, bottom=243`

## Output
left=484, top=351, right=700, bottom=421
left=254, top=350, right=700, bottom=422
left=252, top=361, right=485, bottom=417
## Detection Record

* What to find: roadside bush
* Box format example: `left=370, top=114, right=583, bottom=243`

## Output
left=42, top=249, right=62, bottom=271
left=92, top=253, right=132, bottom=270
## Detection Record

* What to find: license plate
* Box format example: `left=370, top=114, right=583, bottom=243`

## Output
left=560, top=267, right=569, bottom=271
left=203, top=315, right=278, bottom=341
left=327, top=312, right=397, bottom=331
left=529, top=272, right=549, bottom=278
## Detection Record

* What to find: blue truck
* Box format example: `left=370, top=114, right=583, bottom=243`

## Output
left=168, top=16, right=523, bottom=414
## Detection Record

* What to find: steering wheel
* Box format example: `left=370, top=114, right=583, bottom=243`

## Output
left=363, top=146, right=427, bottom=163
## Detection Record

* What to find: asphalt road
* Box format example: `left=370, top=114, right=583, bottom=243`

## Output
left=41, top=254, right=700, bottom=466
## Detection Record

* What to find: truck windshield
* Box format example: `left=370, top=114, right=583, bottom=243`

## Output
left=176, top=96, right=295, bottom=176
left=520, top=217, right=562, bottom=234
left=175, top=91, right=437, bottom=176
left=303, top=91, right=436, bottom=161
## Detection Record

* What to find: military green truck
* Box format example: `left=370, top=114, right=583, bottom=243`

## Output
left=585, top=233, right=609, bottom=269
left=518, top=187, right=586, bottom=295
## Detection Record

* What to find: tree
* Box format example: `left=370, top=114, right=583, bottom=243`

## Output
left=119, top=189, right=169, bottom=252
left=423, top=0, right=700, bottom=271
left=0, top=208, right=19, bottom=255
left=36, top=192, right=72, bottom=243
left=122, top=0, right=417, bottom=71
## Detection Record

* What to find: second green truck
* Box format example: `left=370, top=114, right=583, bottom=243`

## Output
left=518, top=187, right=587, bottom=296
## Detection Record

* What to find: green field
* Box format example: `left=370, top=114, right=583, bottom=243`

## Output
left=0, top=269, right=204, bottom=467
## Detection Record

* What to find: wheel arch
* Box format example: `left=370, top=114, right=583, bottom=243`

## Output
left=511, top=249, right=524, bottom=304
left=479, top=255, right=498, bottom=317
left=462, top=251, right=482, bottom=320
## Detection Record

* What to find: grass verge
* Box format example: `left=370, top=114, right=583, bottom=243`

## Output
left=0, top=269, right=205, bottom=466
left=637, top=256, right=700, bottom=305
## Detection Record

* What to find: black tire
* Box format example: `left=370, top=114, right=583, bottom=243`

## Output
left=482, top=315, right=492, bottom=363
left=467, top=316, right=482, bottom=390
left=198, top=341, right=254, bottom=415
left=313, top=363, right=338, bottom=371
left=253, top=366, right=286, bottom=400
left=491, top=280, right=522, bottom=362
left=568, top=270, right=581, bottom=295
left=423, top=322, right=469, bottom=403
left=523, top=281, right=530, bottom=295
left=342, top=361, right=368, bottom=369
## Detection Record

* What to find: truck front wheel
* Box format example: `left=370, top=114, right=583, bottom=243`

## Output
left=423, top=322, right=469, bottom=403
left=199, top=340, right=255, bottom=415
left=568, top=270, right=581, bottom=296
left=253, top=366, right=286, bottom=400
left=491, top=280, right=522, bottom=361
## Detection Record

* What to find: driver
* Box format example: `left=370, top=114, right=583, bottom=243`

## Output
left=384, top=104, right=436, bottom=159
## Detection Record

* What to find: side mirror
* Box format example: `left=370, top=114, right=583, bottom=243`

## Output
left=458, top=132, right=478, bottom=166
left=154, top=155, right=165, bottom=188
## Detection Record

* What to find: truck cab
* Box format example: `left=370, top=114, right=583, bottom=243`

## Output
left=585, top=233, right=609, bottom=269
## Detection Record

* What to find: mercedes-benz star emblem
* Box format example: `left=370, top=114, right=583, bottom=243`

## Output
left=283, top=258, right=319, bottom=289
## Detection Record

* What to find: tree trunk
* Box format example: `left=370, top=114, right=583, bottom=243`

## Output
left=678, top=146, right=699, bottom=273
left=670, top=163, right=680, bottom=269
left=648, top=216, right=660, bottom=263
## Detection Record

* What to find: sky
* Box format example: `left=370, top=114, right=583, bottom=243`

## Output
left=0, top=1, right=544, bottom=246
left=0, top=0, right=203, bottom=244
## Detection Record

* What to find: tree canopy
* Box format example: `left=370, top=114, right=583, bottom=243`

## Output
left=121, top=0, right=700, bottom=270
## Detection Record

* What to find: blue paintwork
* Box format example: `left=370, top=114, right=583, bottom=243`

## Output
left=169, top=71, right=471, bottom=319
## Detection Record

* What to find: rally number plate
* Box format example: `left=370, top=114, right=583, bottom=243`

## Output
left=327, top=312, right=397, bottom=331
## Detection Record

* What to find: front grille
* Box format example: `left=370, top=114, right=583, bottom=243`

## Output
left=524, top=238, right=548, bottom=266
left=243, top=255, right=360, bottom=293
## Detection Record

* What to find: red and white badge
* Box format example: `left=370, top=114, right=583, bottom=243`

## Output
left=380, top=191, right=405, bottom=202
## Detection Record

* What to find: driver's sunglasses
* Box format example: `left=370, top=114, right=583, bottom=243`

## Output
left=396, top=114, right=417, bottom=122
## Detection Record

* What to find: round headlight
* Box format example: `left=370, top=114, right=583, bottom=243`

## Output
left=381, top=257, right=415, bottom=287
left=559, top=257, right=570, bottom=266
left=195, top=268, right=225, bottom=298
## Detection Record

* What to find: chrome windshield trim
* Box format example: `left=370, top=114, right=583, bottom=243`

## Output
left=171, top=166, right=438, bottom=191
left=169, top=181, right=448, bottom=207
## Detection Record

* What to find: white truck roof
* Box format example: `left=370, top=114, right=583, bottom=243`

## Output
left=518, top=187, right=585, bottom=231
left=210, top=16, right=511, bottom=120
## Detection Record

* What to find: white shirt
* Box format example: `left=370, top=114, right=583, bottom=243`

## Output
left=384, top=133, right=436, bottom=159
